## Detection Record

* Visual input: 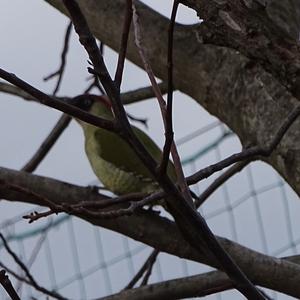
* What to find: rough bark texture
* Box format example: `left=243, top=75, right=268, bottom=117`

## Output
left=181, top=0, right=300, bottom=97
left=1, top=166, right=300, bottom=297
left=43, top=0, right=300, bottom=196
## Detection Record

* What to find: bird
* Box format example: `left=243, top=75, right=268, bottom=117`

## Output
left=67, top=94, right=177, bottom=197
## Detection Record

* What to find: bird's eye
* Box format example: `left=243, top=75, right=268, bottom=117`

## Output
left=84, top=99, right=91, bottom=107
left=69, top=95, right=93, bottom=111
left=82, top=98, right=93, bottom=110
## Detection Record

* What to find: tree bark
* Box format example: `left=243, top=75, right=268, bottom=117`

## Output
left=1, top=166, right=300, bottom=297
left=43, top=0, right=300, bottom=195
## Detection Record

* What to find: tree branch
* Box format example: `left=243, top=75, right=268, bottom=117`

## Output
left=44, top=0, right=300, bottom=197
left=0, top=68, right=117, bottom=132
left=124, top=249, right=159, bottom=289
left=99, top=270, right=233, bottom=300
left=0, top=81, right=168, bottom=105
left=187, top=104, right=300, bottom=185
left=158, top=0, right=178, bottom=177
left=21, top=114, right=71, bottom=173
left=180, top=0, right=300, bottom=99
left=0, top=270, right=21, bottom=300
left=1, top=167, right=300, bottom=297
left=62, top=1, right=265, bottom=297
left=0, top=233, right=67, bottom=300
left=195, top=160, right=250, bottom=208
left=114, top=0, right=132, bottom=89
left=121, top=82, right=169, bottom=105
left=43, top=21, right=72, bottom=96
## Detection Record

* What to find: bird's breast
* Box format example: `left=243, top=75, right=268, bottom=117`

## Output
left=85, top=132, right=158, bottom=195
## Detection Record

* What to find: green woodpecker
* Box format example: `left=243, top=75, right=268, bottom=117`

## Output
left=67, top=95, right=176, bottom=196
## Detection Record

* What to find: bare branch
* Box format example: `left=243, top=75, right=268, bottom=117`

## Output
left=0, top=82, right=33, bottom=100
left=0, top=261, right=67, bottom=300
left=85, top=42, right=106, bottom=94
left=62, top=191, right=163, bottom=219
left=2, top=167, right=300, bottom=297
left=21, top=114, right=71, bottom=173
left=23, top=210, right=57, bottom=223
left=71, top=192, right=148, bottom=209
left=0, top=68, right=117, bottom=132
left=0, top=270, right=21, bottom=300
left=158, top=0, right=178, bottom=177
left=187, top=104, right=300, bottom=185
left=131, top=0, right=193, bottom=206
left=43, top=21, right=72, bottom=96
left=16, top=233, right=47, bottom=293
left=0, top=81, right=168, bottom=105
left=0, top=233, right=67, bottom=300
left=121, top=82, right=168, bottom=105
left=114, top=0, right=132, bottom=89
left=124, top=249, right=159, bottom=289
left=195, top=160, right=250, bottom=208
left=98, top=270, right=233, bottom=300
left=43, top=0, right=300, bottom=198
left=140, top=250, right=159, bottom=286
left=131, top=2, right=263, bottom=297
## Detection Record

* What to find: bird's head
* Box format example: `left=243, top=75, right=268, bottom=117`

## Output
left=66, top=94, right=113, bottom=120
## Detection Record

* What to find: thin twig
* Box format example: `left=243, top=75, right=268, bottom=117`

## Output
left=158, top=1, right=178, bottom=177
left=21, top=114, right=71, bottom=173
left=58, top=2, right=269, bottom=298
left=114, top=0, right=132, bottom=89
left=195, top=160, right=250, bottom=208
left=0, top=233, right=38, bottom=286
left=131, top=0, right=193, bottom=207
left=0, top=180, right=59, bottom=212
left=66, top=191, right=163, bottom=219
left=43, top=21, right=72, bottom=96
left=0, top=80, right=168, bottom=106
left=21, top=21, right=73, bottom=173
left=121, top=82, right=169, bottom=105
left=71, top=192, right=150, bottom=209
left=16, top=232, right=47, bottom=293
left=23, top=210, right=57, bottom=223
left=0, top=233, right=67, bottom=300
left=62, top=0, right=159, bottom=181
left=85, top=42, right=105, bottom=94
left=124, top=249, right=159, bottom=289
left=0, top=69, right=117, bottom=132
left=85, top=75, right=104, bottom=94
left=14, top=187, right=162, bottom=221
left=0, top=82, right=33, bottom=100
left=140, top=249, right=159, bottom=286
left=62, top=0, right=125, bottom=119
left=0, top=270, right=21, bottom=300
left=126, top=112, right=148, bottom=128
left=2, top=178, right=160, bottom=221
left=63, top=1, right=266, bottom=298
left=187, top=104, right=300, bottom=185
left=0, top=261, right=67, bottom=300
left=131, top=4, right=166, bottom=112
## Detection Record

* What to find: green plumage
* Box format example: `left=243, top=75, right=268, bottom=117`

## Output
left=78, top=101, right=176, bottom=195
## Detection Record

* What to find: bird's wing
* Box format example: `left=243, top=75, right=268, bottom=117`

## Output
left=93, top=125, right=176, bottom=182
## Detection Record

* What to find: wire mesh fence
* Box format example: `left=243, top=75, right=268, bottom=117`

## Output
left=1, top=121, right=299, bottom=300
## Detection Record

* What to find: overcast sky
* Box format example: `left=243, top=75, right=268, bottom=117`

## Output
left=0, top=1, right=299, bottom=299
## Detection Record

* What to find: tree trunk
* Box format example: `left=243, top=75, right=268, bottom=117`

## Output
left=44, top=0, right=300, bottom=195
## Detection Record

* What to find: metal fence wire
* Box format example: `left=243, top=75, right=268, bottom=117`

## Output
left=1, top=121, right=299, bottom=300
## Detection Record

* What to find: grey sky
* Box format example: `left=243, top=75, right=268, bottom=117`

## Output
left=0, top=1, right=299, bottom=299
